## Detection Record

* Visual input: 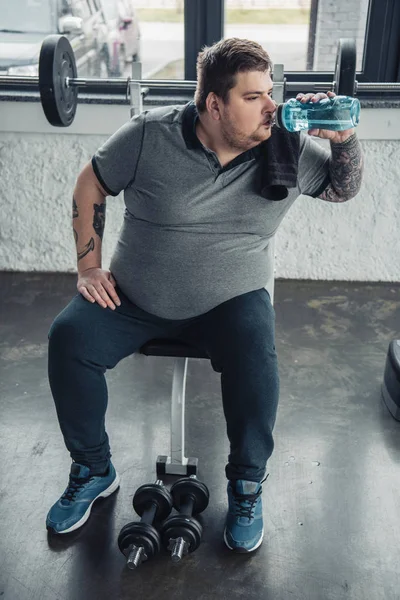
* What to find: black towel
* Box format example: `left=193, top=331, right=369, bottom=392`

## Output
left=259, top=126, right=301, bottom=201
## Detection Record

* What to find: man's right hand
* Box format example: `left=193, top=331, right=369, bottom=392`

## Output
left=77, top=268, right=121, bottom=310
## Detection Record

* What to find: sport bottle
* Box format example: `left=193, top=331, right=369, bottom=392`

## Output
left=275, top=95, right=360, bottom=132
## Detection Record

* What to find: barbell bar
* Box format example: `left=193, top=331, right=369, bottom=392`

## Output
left=1, top=75, right=198, bottom=89
left=3, top=75, right=399, bottom=92
left=0, top=34, right=399, bottom=127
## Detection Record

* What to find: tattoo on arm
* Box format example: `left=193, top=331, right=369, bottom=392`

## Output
left=72, top=196, right=102, bottom=261
left=77, top=237, right=95, bottom=261
left=93, top=203, right=106, bottom=240
left=318, top=134, right=364, bottom=202
left=73, top=197, right=79, bottom=246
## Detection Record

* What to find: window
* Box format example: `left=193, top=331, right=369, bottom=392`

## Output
left=224, top=0, right=369, bottom=72
left=0, top=0, right=399, bottom=99
left=132, top=0, right=185, bottom=79
left=0, top=0, right=185, bottom=79
left=0, top=0, right=56, bottom=35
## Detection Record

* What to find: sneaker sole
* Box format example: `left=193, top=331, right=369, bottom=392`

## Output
left=49, top=472, right=121, bottom=535
left=223, top=527, right=264, bottom=553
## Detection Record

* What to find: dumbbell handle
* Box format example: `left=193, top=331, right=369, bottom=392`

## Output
left=138, top=479, right=165, bottom=524
left=127, top=545, right=147, bottom=569
left=176, top=493, right=196, bottom=517
left=140, top=501, right=158, bottom=524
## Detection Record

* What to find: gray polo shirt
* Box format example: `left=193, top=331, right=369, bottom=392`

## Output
left=92, top=102, right=330, bottom=319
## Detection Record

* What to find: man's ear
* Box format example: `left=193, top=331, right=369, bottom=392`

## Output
left=205, top=92, right=222, bottom=121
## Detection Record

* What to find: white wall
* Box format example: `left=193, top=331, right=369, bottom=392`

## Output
left=0, top=99, right=399, bottom=282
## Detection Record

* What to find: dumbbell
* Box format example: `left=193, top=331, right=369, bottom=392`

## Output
left=160, top=474, right=210, bottom=562
left=118, top=479, right=172, bottom=570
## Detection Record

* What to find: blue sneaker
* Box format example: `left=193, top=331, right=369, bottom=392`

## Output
left=224, top=476, right=268, bottom=553
left=46, top=462, right=120, bottom=534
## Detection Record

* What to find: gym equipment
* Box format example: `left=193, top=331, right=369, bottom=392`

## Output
left=38, top=35, right=78, bottom=127
left=118, top=479, right=173, bottom=570
left=381, top=340, right=400, bottom=421
left=140, top=339, right=209, bottom=477
left=2, top=36, right=400, bottom=127
left=160, top=475, right=210, bottom=562
left=334, top=39, right=357, bottom=97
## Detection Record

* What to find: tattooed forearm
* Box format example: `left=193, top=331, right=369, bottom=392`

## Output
left=93, top=202, right=106, bottom=240
left=318, top=134, right=363, bottom=202
left=77, top=237, right=95, bottom=261
left=73, top=196, right=79, bottom=218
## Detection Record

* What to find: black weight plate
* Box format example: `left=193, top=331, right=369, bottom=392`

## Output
left=334, top=38, right=357, bottom=97
left=171, top=478, right=210, bottom=514
left=160, top=515, right=202, bottom=552
left=118, top=521, right=160, bottom=558
left=39, top=35, right=78, bottom=127
left=133, top=483, right=173, bottom=521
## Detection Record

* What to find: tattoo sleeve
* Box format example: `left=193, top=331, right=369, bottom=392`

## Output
left=318, top=134, right=364, bottom=202
left=77, top=237, right=95, bottom=261
left=73, top=196, right=79, bottom=244
left=93, top=202, right=106, bottom=240
left=72, top=195, right=100, bottom=263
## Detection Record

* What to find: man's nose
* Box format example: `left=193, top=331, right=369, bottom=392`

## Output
left=264, top=95, right=277, bottom=112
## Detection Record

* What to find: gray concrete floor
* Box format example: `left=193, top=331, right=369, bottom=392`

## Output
left=0, top=272, right=399, bottom=600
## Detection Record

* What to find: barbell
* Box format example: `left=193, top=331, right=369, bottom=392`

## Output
left=1, top=35, right=400, bottom=128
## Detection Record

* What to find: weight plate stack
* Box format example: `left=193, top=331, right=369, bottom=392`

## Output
left=39, top=35, right=78, bottom=127
left=133, top=483, right=173, bottom=522
left=170, top=478, right=210, bottom=514
left=335, top=38, right=357, bottom=97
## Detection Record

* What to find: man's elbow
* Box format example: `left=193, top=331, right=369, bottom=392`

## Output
left=318, top=182, right=361, bottom=203
left=318, top=168, right=364, bottom=202
left=337, top=179, right=363, bottom=202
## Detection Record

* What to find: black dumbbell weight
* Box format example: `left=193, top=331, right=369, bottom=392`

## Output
left=160, top=475, right=209, bottom=563
left=118, top=479, right=173, bottom=570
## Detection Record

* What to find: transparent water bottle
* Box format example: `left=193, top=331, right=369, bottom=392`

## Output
left=275, top=95, right=360, bottom=132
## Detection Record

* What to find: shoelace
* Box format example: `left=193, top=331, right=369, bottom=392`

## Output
left=233, top=489, right=262, bottom=521
left=61, top=476, right=91, bottom=503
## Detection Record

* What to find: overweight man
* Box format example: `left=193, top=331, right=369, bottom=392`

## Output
left=46, top=37, right=363, bottom=553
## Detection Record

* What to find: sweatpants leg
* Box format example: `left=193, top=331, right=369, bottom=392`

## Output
left=175, top=287, right=279, bottom=483
left=48, top=288, right=192, bottom=474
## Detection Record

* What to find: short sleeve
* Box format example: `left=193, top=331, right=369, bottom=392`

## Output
left=297, top=132, right=331, bottom=197
left=91, top=111, right=146, bottom=196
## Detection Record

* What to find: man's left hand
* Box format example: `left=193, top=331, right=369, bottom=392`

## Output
left=296, top=91, right=355, bottom=143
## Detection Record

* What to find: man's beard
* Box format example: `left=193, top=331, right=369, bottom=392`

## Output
left=220, top=116, right=271, bottom=152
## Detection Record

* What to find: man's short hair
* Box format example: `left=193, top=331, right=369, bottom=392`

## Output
left=194, top=38, right=272, bottom=113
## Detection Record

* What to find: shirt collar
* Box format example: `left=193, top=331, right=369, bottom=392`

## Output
left=181, top=101, right=202, bottom=150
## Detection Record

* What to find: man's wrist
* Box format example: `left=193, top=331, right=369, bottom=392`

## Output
left=78, top=265, right=101, bottom=276
left=330, top=131, right=357, bottom=146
